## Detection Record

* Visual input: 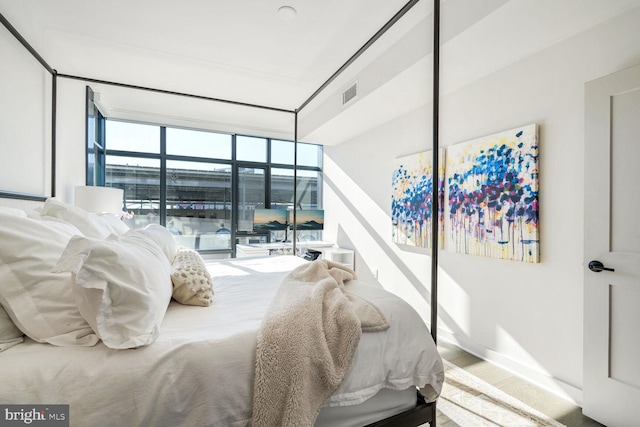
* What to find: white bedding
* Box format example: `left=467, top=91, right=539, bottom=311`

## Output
left=0, top=255, right=443, bottom=427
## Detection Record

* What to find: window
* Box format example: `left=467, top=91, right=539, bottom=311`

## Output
left=271, top=168, right=323, bottom=241
left=86, top=87, right=105, bottom=186
left=95, top=118, right=322, bottom=257
left=166, top=128, right=231, bottom=159
left=271, top=139, right=295, bottom=165
left=166, top=160, right=232, bottom=250
left=106, top=121, right=160, bottom=154
left=271, top=140, right=322, bottom=168
left=236, top=135, right=267, bottom=162
left=237, top=167, right=266, bottom=232
left=106, top=155, right=161, bottom=228
left=297, top=142, right=322, bottom=168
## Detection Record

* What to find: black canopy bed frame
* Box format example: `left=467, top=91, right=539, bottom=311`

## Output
left=0, top=0, right=442, bottom=425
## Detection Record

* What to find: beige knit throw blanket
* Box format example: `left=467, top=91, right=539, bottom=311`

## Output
left=251, top=259, right=389, bottom=427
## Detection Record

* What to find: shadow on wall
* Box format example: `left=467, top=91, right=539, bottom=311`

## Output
left=325, top=173, right=431, bottom=302
left=325, top=172, right=466, bottom=339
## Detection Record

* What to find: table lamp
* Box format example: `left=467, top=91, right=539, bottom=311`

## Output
left=74, top=186, right=124, bottom=214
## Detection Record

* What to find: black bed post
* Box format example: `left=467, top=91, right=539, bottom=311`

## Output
left=430, top=1, right=440, bottom=425
left=430, top=0, right=440, bottom=347
left=292, top=111, right=298, bottom=253
left=51, top=69, right=58, bottom=197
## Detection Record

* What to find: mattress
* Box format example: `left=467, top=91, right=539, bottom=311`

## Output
left=0, top=255, right=443, bottom=426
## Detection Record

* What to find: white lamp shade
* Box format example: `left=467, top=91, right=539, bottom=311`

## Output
left=75, top=186, right=124, bottom=214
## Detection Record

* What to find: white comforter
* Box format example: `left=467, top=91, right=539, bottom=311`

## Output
left=0, top=256, right=443, bottom=427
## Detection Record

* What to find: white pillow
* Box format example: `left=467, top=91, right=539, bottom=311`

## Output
left=0, top=304, right=23, bottom=352
left=55, top=231, right=173, bottom=349
left=41, top=197, right=128, bottom=239
left=171, top=246, right=214, bottom=306
left=0, top=212, right=99, bottom=346
left=95, top=213, right=130, bottom=235
left=135, top=224, right=178, bottom=263
left=0, top=206, right=27, bottom=217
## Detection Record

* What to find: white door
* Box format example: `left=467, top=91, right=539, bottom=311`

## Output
left=584, top=64, right=640, bottom=427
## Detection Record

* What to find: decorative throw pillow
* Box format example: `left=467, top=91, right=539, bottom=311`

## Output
left=171, top=246, right=214, bottom=307
left=0, top=304, right=23, bottom=352
left=41, top=197, right=128, bottom=239
left=55, top=230, right=173, bottom=349
left=0, top=212, right=99, bottom=347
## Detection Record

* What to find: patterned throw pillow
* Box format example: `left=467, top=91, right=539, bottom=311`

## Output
left=171, top=246, right=214, bottom=307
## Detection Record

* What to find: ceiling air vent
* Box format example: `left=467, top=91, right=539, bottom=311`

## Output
left=342, top=82, right=358, bottom=105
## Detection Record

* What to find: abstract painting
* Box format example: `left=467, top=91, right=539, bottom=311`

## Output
left=446, top=124, right=539, bottom=263
left=392, top=150, right=445, bottom=249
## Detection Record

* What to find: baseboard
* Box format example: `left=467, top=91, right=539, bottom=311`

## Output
left=437, top=330, right=584, bottom=406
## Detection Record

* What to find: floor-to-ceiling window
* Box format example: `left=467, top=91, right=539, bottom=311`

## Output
left=97, top=118, right=322, bottom=258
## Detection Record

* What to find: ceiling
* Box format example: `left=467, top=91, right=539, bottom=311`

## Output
left=2, top=0, right=640, bottom=145
left=0, top=0, right=416, bottom=111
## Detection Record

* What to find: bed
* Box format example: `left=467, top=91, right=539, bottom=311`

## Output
left=0, top=200, right=444, bottom=427
left=2, top=1, right=445, bottom=423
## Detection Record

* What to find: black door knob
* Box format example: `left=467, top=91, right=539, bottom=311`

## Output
left=588, top=260, right=615, bottom=273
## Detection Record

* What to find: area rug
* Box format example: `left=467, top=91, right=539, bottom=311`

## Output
left=434, top=360, right=566, bottom=427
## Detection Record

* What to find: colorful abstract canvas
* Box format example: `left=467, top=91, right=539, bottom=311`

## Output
left=446, top=124, right=539, bottom=262
left=392, top=150, right=445, bottom=249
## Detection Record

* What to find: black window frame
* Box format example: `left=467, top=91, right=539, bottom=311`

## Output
left=87, top=114, right=323, bottom=258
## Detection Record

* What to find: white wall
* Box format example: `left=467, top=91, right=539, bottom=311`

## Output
left=0, top=18, right=91, bottom=206
left=55, top=79, right=90, bottom=203
left=321, top=6, right=640, bottom=404
left=0, top=22, right=52, bottom=198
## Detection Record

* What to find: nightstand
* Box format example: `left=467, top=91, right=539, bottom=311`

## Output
left=327, top=248, right=355, bottom=270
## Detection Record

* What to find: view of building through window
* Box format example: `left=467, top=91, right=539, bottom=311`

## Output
left=101, top=120, right=323, bottom=256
